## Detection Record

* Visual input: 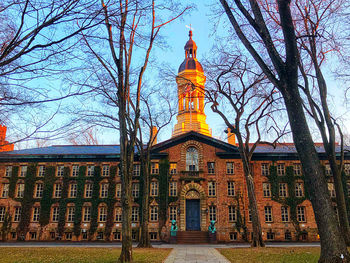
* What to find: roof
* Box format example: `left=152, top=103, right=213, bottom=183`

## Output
left=178, top=58, right=204, bottom=73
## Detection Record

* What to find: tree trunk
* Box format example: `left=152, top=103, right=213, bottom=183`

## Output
left=236, top=135, right=264, bottom=247
left=282, top=85, right=349, bottom=262
left=137, top=153, right=152, bottom=248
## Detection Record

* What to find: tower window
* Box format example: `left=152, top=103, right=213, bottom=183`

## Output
left=186, top=147, right=199, bottom=171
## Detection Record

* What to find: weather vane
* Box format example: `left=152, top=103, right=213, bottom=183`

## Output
left=185, top=24, right=195, bottom=31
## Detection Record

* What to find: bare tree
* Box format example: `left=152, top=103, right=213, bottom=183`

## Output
left=218, top=0, right=349, bottom=261
left=205, top=52, right=287, bottom=247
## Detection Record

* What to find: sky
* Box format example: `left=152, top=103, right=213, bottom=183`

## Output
left=9, top=0, right=350, bottom=149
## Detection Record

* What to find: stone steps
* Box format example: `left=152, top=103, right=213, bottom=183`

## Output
left=176, top=231, right=209, bottom=244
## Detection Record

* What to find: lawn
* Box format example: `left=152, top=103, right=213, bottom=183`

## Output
left=218, top=247, right=322, bottom=263
left=0, top=247, right=171, bottom=263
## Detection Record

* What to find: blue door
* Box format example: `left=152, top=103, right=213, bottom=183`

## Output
left=186, top=199, right=200, bottom=230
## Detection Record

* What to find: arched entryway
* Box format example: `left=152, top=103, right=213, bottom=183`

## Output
left=179, top=183, right=207, bottom=231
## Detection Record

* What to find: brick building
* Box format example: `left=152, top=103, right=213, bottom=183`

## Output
left=0, top=31, right=349, bottom=243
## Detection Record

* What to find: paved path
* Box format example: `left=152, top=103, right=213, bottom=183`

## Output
left=164, top=246, right=230, bottom=263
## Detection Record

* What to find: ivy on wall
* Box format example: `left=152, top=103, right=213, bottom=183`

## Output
left=158, top=158, right=170, bottom=228
left=39, top=166, right=55, bottom=227
left=8, top=166, right=19, bottom=198
left=17, top=165, right=36, bottom=239
left=57, top=167, right=70, bottom=237
left=267, top=165, right=308, bottom=239
left=89, top=166, right=101, bottom=237
left=104, top=166, right=117, bottom=240
left=73, top=166, right=86, bottom=237
left=233, top=194, right=249, bottom=242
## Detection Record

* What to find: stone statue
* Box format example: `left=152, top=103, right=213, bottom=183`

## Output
left=208, top=220, right=216, bottom=234
left=170, top=220, right=178, bottom=237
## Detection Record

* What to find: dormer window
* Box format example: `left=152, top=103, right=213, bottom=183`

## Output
left=186, top=147, right=199, bottom=171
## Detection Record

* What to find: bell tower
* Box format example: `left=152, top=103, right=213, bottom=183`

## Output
left=172, top=30, right=211, bottom=137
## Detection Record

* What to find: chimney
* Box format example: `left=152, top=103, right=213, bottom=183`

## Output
left=150, top=126, right=158, bottom=146
left=227, top=128, right=236, bottom=145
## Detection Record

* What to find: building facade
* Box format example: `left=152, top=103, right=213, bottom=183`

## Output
left=0, top=32, right=349, bottom=243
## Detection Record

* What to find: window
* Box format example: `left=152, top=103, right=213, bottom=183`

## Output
left=295, top=182, right=304, bottom=197
left=150, top=181, right=158, bottom=197
left=69, top=183, right=77, bottom=198
left=1, top=183, right=9, bottom=198
left=102, top=165, right=110, bottom=177
left=87, top=165, right=95, bottom=177
left=132, top=207, right=139, bottom=222
left=53, top=184, right=62, bottom=198
left=30, top=232, right=37, bottom=240
left=297, top=206, right=306, bottom=222
left=35, top=183, right=43, bottom=198
left=72, top=165, right=79, bottom=177
left=150, top=206, right=158, bottom=221
left=83, top=206, right=91, bottom=222
left=227, top=182, right=235, bottom=196
left=266, top=231, right=275, bottom=240
left=264, top=206, right=273, bottom=222
left=32, top=207, right=40, bottom=222
left=151, top=163, right=159, bottom=174
left=285, top=230, right=292, bottom=241
left=116, top=183, right=121, bottom=198
left=186, top=147, right=199, bottom=171
left=325, top=164, right=332, bottom=176
left=279, top=183, right=288, bottom=197
left=115, top=207, right=122, bottom=222
left=132, top=231, right=137, bottom=241
left=38, top=165, right=45, bottom=177
left=226, top=162, right=234, bottom=174
left=208, top=181, right=216, bottom=197
left=65, top=232, right=72, bottom=240
left=97, top=232, right=103, bottom=240
left=99, top=206, right=107, bottom=222
left=149, top=232, right=157, bottom=241
left=52, top=207, right=59, bottom=222
left=20, top=166, right=27, bottom=177
left=5, top=166, right=12, bottom=177
left=117, top=164, right=121, bottom=177
left=169, top=206, right=177, bottom=221
left=0, top=206, right=5, bottom=222
left=169, top=182, right=177, bottom=197
left=207, top=162, right=215, bottom=174
left=100, top=183, right=109, bottom=198
left=345, top=164, right=350, bottom=176
left=281, top=206, right=289, bottom=222
left=50, top=232, right=56, bottom=240
left=293, top=163, right=302, bottom=176
left=228, top=206, right=237, bottom=222
left=132, top=183, right=139, bottom=198
left=261, top=163, right=269, bottom=176
left=16, top=183, right=25, bottom=198
left=277, top=164, right=285, bottom=176
left=230, top=232, right=238, bottom=241
left=170, top=163, right=177, bottom=175
left=263, top=183, right=271, bottom=197
left=209, top=206, right=216, bottom=221
left=248, top=209, right=252, bottom=222
left=113, top=231, right=121, bottom=240
left=328, top=182, right=336, bottom=198
left=14, top=207, right=21, bottom=222
left=133, top=164, right=140, bottom=176
left=85, top=183, right=93, bottom=198
left=57, top=166, right=64, bottom=177
left=67, top=207, right=75, bottom=222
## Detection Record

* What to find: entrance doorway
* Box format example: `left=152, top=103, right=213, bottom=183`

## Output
left=186, top=199, right=200, bottom=230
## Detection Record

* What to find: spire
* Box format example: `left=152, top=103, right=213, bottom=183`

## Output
left=184, top=30, right=197, bottom=59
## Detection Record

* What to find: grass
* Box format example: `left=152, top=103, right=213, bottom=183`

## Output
left=218, top=247, right=322, bottom=263
left=0, top=247, right=171, bottom=263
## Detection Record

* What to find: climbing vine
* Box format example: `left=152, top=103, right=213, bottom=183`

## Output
left=73, top=166, right=86, bottom=237
left=158, top=158, right=170, bottom=228
left=17, top=165, right=36, bottom=240
left=57, top=167, right=70, bottom=237
left=267, top=165, right=308, bottom=240
left=89, top=166, right=101, bottom=237
left=233, top=194, right=249, bottom=242
left=105, top=166, right=117, bottom=240
left=39, top=166, right=55, bottom=227
left=8, top=166, right=19, bottom=198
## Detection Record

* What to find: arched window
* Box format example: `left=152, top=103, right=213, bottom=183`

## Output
left=186, top=147, right=199, bottom=171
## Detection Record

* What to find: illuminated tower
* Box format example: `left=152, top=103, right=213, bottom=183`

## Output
left=172, top=30, right=211, bottom=137
left=0, top=125, right=14, bottom=152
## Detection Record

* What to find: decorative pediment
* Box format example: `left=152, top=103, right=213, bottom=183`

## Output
left=186, top=190, right=200, bottom=199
